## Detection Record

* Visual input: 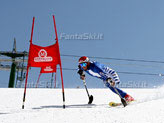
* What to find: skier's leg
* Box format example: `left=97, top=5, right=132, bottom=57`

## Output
left=105, top=71, right=134, bottom=101
left=105, top=82, right=134, bottom=102
left=105, top=82, right=127, bottom=98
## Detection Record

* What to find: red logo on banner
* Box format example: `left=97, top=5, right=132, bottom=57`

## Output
left=39, top=49, right=47, bottom=57
left=34, top=49, right=53, bottom=62
left=40, top=65, right=57, bottom=73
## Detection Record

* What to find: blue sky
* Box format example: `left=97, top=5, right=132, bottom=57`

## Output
left=1, top=0, right=164, bottom=88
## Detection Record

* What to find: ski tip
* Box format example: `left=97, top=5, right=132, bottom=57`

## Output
left=109, top=102, right=115, bottom=106
left=109, top=102, right=121, bottom=107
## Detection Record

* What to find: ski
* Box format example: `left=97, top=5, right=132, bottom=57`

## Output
left=109, top=100, right=135, bottom=107
left=109, top=102, right=122, bottom=107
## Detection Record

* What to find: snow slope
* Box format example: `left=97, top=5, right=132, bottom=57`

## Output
left=0, top=86, right=164, bottom=123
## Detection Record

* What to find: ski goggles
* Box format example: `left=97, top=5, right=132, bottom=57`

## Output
left=79, top=62, right=87, bottom=67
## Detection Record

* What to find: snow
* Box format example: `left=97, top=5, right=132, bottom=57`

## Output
left=0, top=86, right=164, bottom=123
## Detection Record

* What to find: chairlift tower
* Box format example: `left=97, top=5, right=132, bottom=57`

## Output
left=0, top=38, right=28, bottom=88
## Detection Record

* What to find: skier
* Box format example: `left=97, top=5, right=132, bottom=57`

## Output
left=77, top=56, right=134, bottom=103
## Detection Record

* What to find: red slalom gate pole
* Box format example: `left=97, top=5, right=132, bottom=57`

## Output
left=22, top=17, right=35, bottom=109
left=53, top=15, right=65, bottom=109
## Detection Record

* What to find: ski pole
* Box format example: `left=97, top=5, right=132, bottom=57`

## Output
left=113, top=86, right=127, bottom=107
left=83, top=79, right=93, bottom=104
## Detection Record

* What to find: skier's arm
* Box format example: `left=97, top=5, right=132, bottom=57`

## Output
left=104, top=69, right=120, bottom=86
left=77, top=65, right=85, bottom=80
left=93, top=62, right=120, bottom=84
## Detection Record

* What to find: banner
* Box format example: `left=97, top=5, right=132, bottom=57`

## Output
left=28, top=43, right=60, bottom=67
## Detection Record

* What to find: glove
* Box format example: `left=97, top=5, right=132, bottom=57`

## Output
left=77, top=69, right=83, bottom=75
left=77, top=69, right=85, bottom=80
left=80, top=75, right=85, bottom=80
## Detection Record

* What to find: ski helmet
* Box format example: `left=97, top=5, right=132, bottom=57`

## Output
left=78, top=56, right=89, bottom=64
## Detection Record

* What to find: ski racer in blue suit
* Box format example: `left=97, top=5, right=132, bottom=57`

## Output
left=77, top=56, right=134, bottom=102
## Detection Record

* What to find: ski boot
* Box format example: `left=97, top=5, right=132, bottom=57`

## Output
left=124, top=94, right=134, bottom=103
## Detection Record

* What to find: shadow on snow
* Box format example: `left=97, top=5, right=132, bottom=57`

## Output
left=32, top=104, right=109, bottom=110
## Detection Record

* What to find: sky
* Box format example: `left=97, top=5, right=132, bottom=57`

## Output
left=1, top=0, right=164, bottom=88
